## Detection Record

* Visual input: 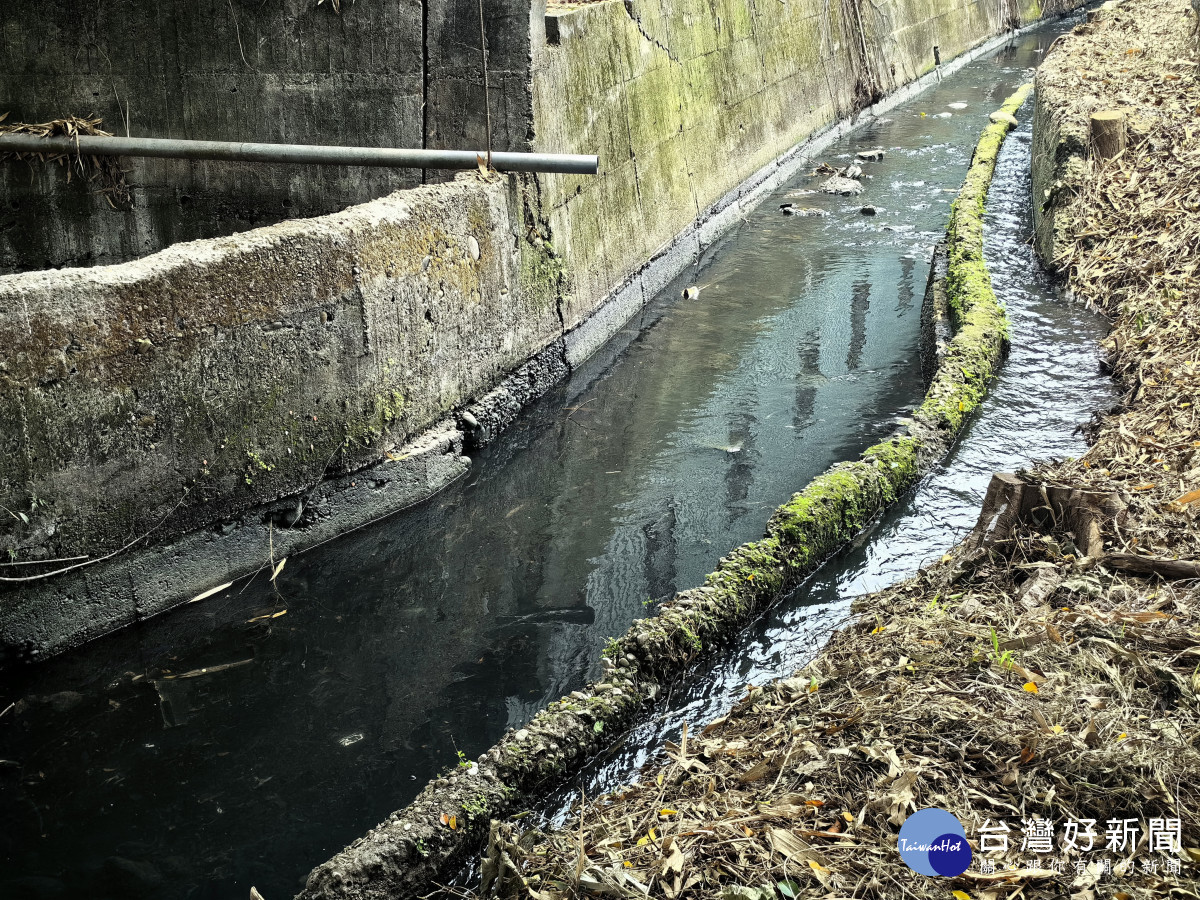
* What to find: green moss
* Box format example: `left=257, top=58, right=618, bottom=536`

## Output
left=921, top=83, right=1032, bottom=434
left=246, top=450, right=275, bottom=473
left=411, top=89, right=1037, bottom=861
left=594, top=85, right=1034, bottom=684
left=378, top=390, right=406, bottom=426
left=518, top=223, right=568, bottom=316
left=460, top=794, right=490, bottom=818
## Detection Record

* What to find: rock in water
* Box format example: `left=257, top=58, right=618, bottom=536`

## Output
left=819, top=176, right=862, bottom=196
left=845, top=163, right=863, bottom=179
left=860, top=205, right=878, bottom=216
left=780, top=204, right=827, bottom=217
left=856, top=148, right=885, bottom=162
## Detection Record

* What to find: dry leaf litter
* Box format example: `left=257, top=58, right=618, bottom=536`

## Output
left=0, top=114, right=131, bottom=208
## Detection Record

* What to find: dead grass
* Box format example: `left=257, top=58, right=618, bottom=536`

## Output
left=1040, top=0, right=1200, bottom=569
left=0, top=114, right=131, bottom=208
left=471, top=541, right=1198, bottom=900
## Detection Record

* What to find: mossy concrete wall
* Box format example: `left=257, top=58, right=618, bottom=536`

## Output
left=0, top=173, right=562, bottom=661
left=532, top=0, right=1065, bottom=351
left=0, top=0, right=536, bottom=274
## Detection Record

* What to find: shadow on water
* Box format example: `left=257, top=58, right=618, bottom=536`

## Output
left=0, top=21, right=1100, bottom=900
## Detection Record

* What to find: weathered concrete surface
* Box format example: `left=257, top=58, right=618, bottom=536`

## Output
left=531, top=0, right=1077, bottom=363
left=0, top=0, right=535, bottom=274
left=1, top=424, right=471, bottom=665
left=0, top=173, right=561, bottom=660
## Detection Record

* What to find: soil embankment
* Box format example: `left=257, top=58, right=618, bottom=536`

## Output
left=465, top=3, right=1200, bottom=896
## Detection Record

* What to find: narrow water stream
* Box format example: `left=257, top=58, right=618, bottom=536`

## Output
left=0, top=21, right=1101, bottom=900
left=540, top=90, right=1115, bottom=822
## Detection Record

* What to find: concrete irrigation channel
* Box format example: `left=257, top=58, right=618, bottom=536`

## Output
left=0, top=13, right=1118, bottom=900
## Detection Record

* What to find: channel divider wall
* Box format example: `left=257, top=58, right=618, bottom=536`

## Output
left=296, top=83, right=1036, bottom=900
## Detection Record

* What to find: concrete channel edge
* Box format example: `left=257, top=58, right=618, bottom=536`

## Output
left=294, top=83, right=1038, bottom=900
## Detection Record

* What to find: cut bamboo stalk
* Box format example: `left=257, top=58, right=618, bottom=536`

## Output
left=1090, top=109, right=1127, bottom=161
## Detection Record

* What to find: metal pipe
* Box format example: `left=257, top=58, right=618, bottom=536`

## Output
left=0, top=133, right=599, bottom=175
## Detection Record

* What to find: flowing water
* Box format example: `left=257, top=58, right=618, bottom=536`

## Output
left=540, top=86, right=1115, bottom=822
left=0, top=20, right=1106, bottom=900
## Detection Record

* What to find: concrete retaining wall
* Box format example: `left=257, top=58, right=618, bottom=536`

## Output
left=532, top=0, right=1052, bottom=354
left=0, top=0, right=535, bottom=274
left=0, top=173, right=562, bottom=661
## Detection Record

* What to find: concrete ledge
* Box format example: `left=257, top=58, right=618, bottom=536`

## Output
left=0, top=173, right=561, bottom=661
left=0, top=421, right=470, bottom=665
left=921, top=241, right=953, bottom=386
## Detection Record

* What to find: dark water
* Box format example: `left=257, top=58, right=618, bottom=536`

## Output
left=542, top=41, right=1113, bottom=820
left=0, top=23, right=1096, bottom=900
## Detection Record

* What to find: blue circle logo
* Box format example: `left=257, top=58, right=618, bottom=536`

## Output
left=898, top=808, right=971, bottom=876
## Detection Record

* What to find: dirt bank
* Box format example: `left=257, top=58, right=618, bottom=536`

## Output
left=463, top=5, right=1200, bottom=897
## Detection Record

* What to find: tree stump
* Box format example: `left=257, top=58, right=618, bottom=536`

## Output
left=966, top=472, right=1200, bottom=581
left=967, top=472, right=1125, bottom=558
left=1090, top=110, right=1127, bottom=162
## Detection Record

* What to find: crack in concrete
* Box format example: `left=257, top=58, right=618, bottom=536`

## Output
left=623, top=0, right=681, bottom=63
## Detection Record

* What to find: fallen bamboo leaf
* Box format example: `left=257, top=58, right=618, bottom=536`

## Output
left=767, top=828, right=825, bottom=865
left=189, top=581, right=234, bottom=603
left=163, top=658, right=254, bottom=679
left=247, top=610, right=287, bottom=623
left=271, top=557, right=287, bottom=582
left=960, top=868, right=1058, bottom=881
